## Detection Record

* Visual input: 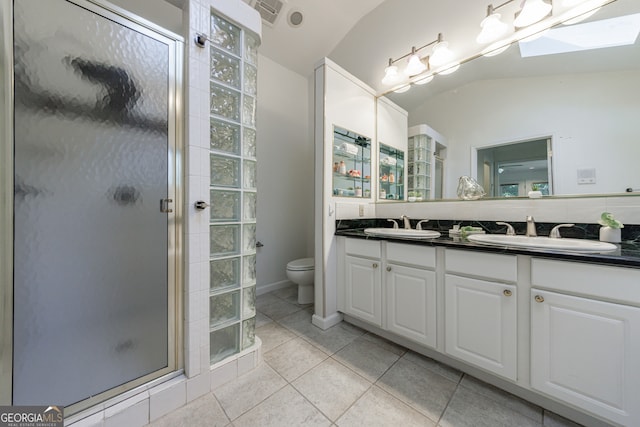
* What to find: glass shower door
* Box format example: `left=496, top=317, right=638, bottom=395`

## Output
left=12, top=0, right=177, bottom=409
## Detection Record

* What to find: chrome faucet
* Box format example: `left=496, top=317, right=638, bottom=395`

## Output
left=400, top=215, right=411, bottom=230
left=526, top=216, right=537, bottom=237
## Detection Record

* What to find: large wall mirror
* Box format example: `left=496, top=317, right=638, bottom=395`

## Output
left=379, top=0, right=640, bottom=201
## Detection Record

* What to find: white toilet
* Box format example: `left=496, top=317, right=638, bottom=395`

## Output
left=286, top=257, right=315, bottom=304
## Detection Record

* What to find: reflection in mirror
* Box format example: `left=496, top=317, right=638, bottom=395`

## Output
left=383, top=0, right=640, bottom=200
left=379, top=143, right=405, bottom=201
left=476, top=138, right=551, bottom=198
left=332, top=126, right=371, bottom=198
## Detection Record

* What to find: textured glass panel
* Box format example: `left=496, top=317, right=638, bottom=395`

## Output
left=242, top=287, right=256, bottom=318
left=243, top=254, right=256, bottom=284
left=210, top=258, right=240, bottom=292
left=210, top=48, right=240, bottom=88
left=243, top=128, right=256, bottom=158
left=242, top=317, right=256, bottom=350
left=245, top=33, right=259, bottom=64
left=210, top=83, right=240, bottom=121
left=242, top=95, right=256, bottom=127
left=210, top=323, right=240, bottom=364
left=210, top=15, right=240, bottom=55
left=210, top=290, right=240, bottom=327
left=13, top=0, right=169, bottom=406
left=243, top=223, right=256, bottom=252
left=243, top=160, right=257, bottom=189
left=210, top=154, right=240, bottom=188
left=243, top=192, right=256, bottom=220
left=210, top=119, right=240, bottom=154
left=244, top=64, right=257, bottom=96
left=210, top=189, right=240, bottom=222
left=210, top=225, right=240, bottom=257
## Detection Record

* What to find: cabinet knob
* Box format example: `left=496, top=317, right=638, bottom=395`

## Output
left=373, top=263, right=378, bottom=269
left=535, top=295, right=545, bottom=303
left=386, top=266, right=392, bottom=272
left=503, top=289, right=512, bottom=297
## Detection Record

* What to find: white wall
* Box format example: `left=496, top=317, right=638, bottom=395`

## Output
left=410, top=70, right=640, bottom=198
left=255, top=54, right=312, bottom=293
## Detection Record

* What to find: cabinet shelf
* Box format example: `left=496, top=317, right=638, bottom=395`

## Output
left=333, top=126, right=372, bottom=199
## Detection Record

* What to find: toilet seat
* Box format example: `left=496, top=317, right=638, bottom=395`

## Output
left=287, top=257, right=314, bottom=271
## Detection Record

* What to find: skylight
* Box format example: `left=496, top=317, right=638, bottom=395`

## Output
left=519, top=13, right=640, bottom=57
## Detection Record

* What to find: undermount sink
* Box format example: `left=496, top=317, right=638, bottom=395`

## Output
left=467, top=234, right=617, bottom=253
left=364, top=228, right=441, bottom=239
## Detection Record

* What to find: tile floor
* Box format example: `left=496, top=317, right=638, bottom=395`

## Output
left=149, top=285, right=583, bottom=427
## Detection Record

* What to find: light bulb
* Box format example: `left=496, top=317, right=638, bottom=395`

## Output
left=476, top=13, right=510, bottom=44
left=405, top=53, right=427, bottom=76
left=381, top=65, right=403, bottom=86
left=429, top=40, right=454, bottom=67
left=514, top=0, right=552, bottom=28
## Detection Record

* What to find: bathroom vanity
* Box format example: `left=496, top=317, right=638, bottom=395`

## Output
left=335, top=230, right=640, bottom=427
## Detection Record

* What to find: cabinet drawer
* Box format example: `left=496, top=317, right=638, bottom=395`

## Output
left=445, top=249, right=517, bottom=283
left=531, top=258, right=640, bottom=305
left=345, top=238, right=380, bottom=259
left=386, top=242, right=435, bottom=268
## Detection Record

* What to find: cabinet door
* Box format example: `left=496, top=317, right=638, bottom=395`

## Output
left=445, top=274, right=517, bottom=380
left=386, top=264, right=436, bottom=348
left=531, top=289, right=640, bottom=426
left=345, top=255, right=382, bottom=326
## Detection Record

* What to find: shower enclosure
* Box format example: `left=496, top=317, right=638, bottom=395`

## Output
left=1, top=0, right=182, bottom=413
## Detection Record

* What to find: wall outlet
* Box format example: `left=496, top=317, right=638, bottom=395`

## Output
left=359, top=204, right=364, bottom=217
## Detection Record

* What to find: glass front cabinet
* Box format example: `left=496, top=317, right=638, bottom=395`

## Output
left=332, top=126, right=371, bottom=198
left=379, top=144, right=404, bottom=200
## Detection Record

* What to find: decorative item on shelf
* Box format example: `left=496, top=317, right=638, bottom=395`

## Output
left=380, top=188, right=386, bottom=199
left=333, top=162, right=339, bottom=173
left=364, top=189, right=371, bottom=198
left=381, top=174, right=388, bottom=182
left=408, top=191, right=417, bottom=202
left=598, top=212, right=623, bottom=243
left=389, top=172, right=395, bottom=183
left=339, top=161, right=346, bottom=175
left=528, top=183, right=543, bottom=198
left=339, top=142, right=359, bottom=156
left=348, top=169, right=361, bottom=178
left=456, top=176, right=486, bottom=200
left=355, top=187, right=362, bottom=197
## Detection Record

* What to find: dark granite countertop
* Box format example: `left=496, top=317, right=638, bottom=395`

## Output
left=335, top=219, right=640, bottom=268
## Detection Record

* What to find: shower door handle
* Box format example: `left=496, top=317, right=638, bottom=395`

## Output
left=160, top=198, right=173, bottom=213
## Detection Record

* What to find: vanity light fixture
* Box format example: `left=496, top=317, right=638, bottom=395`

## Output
left=405, top=47, right=428, bottom=76
left=514, top=0, right=553, bottom=27
left=477, top=4, right=511, bottom=44
left=381, top=33, right=453, bottom=86
left=381, top=58, right=404, bottom=85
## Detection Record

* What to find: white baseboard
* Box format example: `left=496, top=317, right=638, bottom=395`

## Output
left=312, top=312, right=343, bottom=330
left=256, top=280, right=292, bottom=296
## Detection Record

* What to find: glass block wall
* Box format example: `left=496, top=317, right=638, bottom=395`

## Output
left=209, top=12, right=259, bottom=365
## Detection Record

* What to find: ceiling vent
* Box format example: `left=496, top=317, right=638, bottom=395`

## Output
left=252, top=0, right=285, bottom=27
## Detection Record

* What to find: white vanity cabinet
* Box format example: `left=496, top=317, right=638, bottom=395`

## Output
left=343, top=238, right=382, bottom=326
left=444, top=250, right=518, bottom=381
left=530, top=259, right=640, bottom=426
left=385, top=243, right=436, bottom=348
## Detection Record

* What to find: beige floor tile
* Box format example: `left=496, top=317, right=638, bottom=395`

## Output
left=255, top=311, right=273, bottom=328
left=277, top=307, right=318, bottom=337
left=359, top=332, right=407, bottom=356
left=402, top=350, right=463, bottom=383
left=258, top=298, right=304, bottom=320
left=332, top=336, right=401, bottom=382
left=264, top=337, right=329, bottom=381
left=336, top=386, right=435, bottom=427
left=233, top=385, right=331, bottom=427
left=147, top=394, right=229, bottom=427
left=213, top=364, right=286, bottom=420
left=301, top=322, right=365, bottom=355
left=377, top=357, right=456, bottom=421
left=255, top=322, right=296, bottom=353
left=459, top=374, right=543, bottom=423
left=440, top=385, right=541, bottom=427
left=293, top=358, right=371, bottom=421
left=543, top=410, right=584, bottom=427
